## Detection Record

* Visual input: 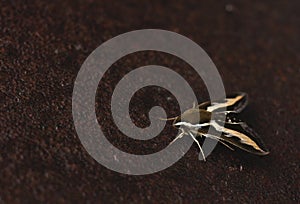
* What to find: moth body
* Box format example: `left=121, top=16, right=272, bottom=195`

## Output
left=165, top=92, right=269, bottom=160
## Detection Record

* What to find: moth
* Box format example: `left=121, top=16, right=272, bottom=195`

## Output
left=164, top=92, right=269, bottom=161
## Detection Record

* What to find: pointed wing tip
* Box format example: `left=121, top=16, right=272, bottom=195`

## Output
left=256, top=149, right=270, bottom=156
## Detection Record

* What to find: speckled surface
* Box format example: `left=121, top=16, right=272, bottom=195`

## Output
left=1, top=0, right=299, bottom=203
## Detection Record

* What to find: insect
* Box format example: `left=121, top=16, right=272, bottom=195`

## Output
left=163, top=92, right=269, bottom=161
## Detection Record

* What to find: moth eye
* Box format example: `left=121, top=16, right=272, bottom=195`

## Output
left=174, top=121, right=181, bottom=127
left=173, top=118, right=182, bottom=128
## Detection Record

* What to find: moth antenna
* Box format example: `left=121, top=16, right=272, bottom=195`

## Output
left=158, top=116, right=177, bottom=121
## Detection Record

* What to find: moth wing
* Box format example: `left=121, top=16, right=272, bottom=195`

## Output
left=198, top=92, right=248, bottom=113
left=198, top=113, right=269, bottom=155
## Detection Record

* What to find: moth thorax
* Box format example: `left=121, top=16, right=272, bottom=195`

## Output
left=179, top=109, right=211, bottom=125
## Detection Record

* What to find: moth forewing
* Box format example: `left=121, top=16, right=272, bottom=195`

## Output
left=197, top=92, right=248, bottom=113
left=211, top=114, right=270, bottom=155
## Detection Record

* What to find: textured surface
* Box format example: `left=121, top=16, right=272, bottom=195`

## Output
left=1, top=0, right=299, bottom=203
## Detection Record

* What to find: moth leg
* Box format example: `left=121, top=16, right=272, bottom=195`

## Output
left=201, top=133, right=234, bottom=151
left=188, top=132, right=206, bottom=161
left=168, top=128, right=186, bottom=146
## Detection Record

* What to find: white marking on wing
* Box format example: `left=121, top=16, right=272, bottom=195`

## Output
left=174, top=121, right=211, bottom=129
left=210, top=120, right=263, bottom=151
left=207, top=95, right=243, bottom=112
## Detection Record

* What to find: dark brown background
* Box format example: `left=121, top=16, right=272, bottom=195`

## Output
left=1, top=0, right=299, bottom=203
